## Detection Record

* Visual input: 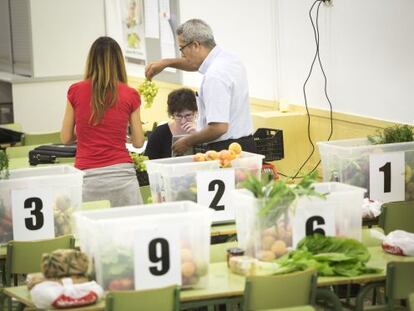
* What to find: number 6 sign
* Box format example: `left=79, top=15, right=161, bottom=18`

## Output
left=133, top=226, right=181, bottom=290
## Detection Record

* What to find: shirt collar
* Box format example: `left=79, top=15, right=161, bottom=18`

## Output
left=198, top=46, right=222, bottom=74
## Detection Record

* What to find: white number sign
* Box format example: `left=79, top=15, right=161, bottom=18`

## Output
left=197, top=169, right=235, bottom=223
left=11, top=188, right=55, bottom=241
left=133, top=226, right=181, bottom=290
left=369, top=152, right=405, bottom=202
left=293, top=204, right=335, bottom=247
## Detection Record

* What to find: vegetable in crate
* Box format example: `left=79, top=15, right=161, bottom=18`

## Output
left=0, top=150, right=9, bottom=179
left=137, top=80, right=159, bottom=108
left=241, top=172, right=325, bottom=260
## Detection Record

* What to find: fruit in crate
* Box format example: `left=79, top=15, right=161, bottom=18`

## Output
left=192, top=143, right=242, bottom=167
left=180, top=245, right=207, bottom=287
left=0, top=199, right=13, bottom=243
left=53, top=195, right=74, bottom=236
left=228, top=142, right=242, bottom=155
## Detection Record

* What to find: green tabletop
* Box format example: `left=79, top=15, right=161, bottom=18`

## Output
left=4, top=247, right=414, bottom=310
left=8, top=157, right=74, bottom=170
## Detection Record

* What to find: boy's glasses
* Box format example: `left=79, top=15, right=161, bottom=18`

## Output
left=173, top=113, right=195, bottom=120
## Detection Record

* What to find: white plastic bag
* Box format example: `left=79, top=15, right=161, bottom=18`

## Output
left=382, top=230, right=414, bottom=256
left=30, top=278, right=103, bottom=309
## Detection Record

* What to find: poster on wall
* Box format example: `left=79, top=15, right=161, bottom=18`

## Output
left=121, top=0, right=146, bottom=64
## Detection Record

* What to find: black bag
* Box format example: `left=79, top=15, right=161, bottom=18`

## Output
left=0, top=127, right=24, bottom=144
left=29, top=144, right=76, bottom=166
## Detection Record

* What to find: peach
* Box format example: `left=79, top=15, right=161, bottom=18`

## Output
left=271, top=240, right=287, bottom=258
left=192, top=152, right=206, bottom=162
left=181, top=248, right=194, bottom=262
left=181, top=261, right=197, bottom=278
left=228, top=142, right=242, bottom=155
left=205, top=150, right=219, bottom=161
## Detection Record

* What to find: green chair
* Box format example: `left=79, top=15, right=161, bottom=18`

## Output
left=355, top=261, right=414, bottom=311
left=22, top=131, right=61, bottom=146
left=258, top=306, right=315, bottom=311
left=210, top=241, right=238, bottom=263
left=105, top=285, right=180, bottom=311
left=81, top=200, right=111, bottom=211
left=0, top=123, right=22, bottom=132
left=5, top=235, right=75, bottom=286
left=244, top=269, right=317, bottom=311
left=409, top=292, right=414, bottom=311
left=5, top=144, right=40, bottom=159
left=379, top=201, right=414, bottom=234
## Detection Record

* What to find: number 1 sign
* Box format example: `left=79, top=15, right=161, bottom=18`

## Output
left=369, top=152, right=405, bottom=202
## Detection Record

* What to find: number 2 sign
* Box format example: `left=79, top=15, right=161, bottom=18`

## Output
left=133, top=226, right=181, bottom=290
left=11, top=188, right=55, bottom=241
left=369, top=152, right=405, bottom=202
left=196, top=169, right=235, bottom=223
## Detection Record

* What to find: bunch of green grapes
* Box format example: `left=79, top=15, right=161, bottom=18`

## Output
left=137, top=80, right=158, bottom=109
left=130, top=153, right=148, bottom=172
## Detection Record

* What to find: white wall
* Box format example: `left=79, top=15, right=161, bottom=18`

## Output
left=179, top=0, right=279, bottom=101
left=277, top=0, right=414, bottom=125
left=105, top=0, right=414, bottom=125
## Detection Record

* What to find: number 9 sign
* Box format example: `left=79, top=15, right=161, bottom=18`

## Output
left=133, top=226, right=181, bottom=290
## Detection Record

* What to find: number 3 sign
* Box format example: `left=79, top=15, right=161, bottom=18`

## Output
left=133, top=226, right=181, bottom=290
left=11, top=188, right=55, bottom=241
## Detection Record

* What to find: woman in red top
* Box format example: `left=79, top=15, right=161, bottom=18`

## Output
left=61, top=36, right=145, bottom=206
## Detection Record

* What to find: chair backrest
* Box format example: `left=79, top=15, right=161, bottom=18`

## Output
left=244, top=269, right=317, bottom=311
left=210, top=241, right=238, bottom=263
left=379, top=201, right=414, bottom=234
left=23, top=131, right=61, bottom=146
left=81, top=200, right=111, bottom=211
left=5, top=144, right=41, bottom=158
left=0, top=123, right=22, bottom=132
left=105, top=285, right=180, bottom=311
left=6, top=234, right=75, bottom=286
left=386, top=262, right=414, bottom=304
left=409, top=292, right=414, bottom=311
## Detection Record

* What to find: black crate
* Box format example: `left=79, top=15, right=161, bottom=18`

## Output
left=136, top=170, right=149, bottom=186
left=253, top=128, right=284, bottom=162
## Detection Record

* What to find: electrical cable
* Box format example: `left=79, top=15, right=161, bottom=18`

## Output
left=278, top=0, right=334, bottom=180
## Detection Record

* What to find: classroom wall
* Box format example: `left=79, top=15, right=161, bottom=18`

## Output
left=276, top=0, right=414, bottom=125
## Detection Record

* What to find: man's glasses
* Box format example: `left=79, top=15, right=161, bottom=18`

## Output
left=173, top=112, right=195, bottom=121
left=179, top=41, right=194, bottom=53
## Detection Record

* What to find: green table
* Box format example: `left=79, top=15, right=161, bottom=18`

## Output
left=4, top=247, right=414, bottom=310
left=8, top=157, right=74, bottom=170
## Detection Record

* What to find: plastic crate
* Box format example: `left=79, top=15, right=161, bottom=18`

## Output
left=145, top=151, right=264, bottom=204
left=232, top=182, right=365, bottom=261
left=0, top=165, right=83, bottom=243
left=318, top=138, right=414, bottom=201
left=253, top=128, right=284, bottom=162
left=74, top=201, right=211, bottom=290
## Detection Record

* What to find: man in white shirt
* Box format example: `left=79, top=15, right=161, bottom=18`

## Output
left=145, top=19, right=256, bottom=154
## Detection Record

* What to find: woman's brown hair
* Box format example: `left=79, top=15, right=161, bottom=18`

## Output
left=84, top=36, right=127, bottom=125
